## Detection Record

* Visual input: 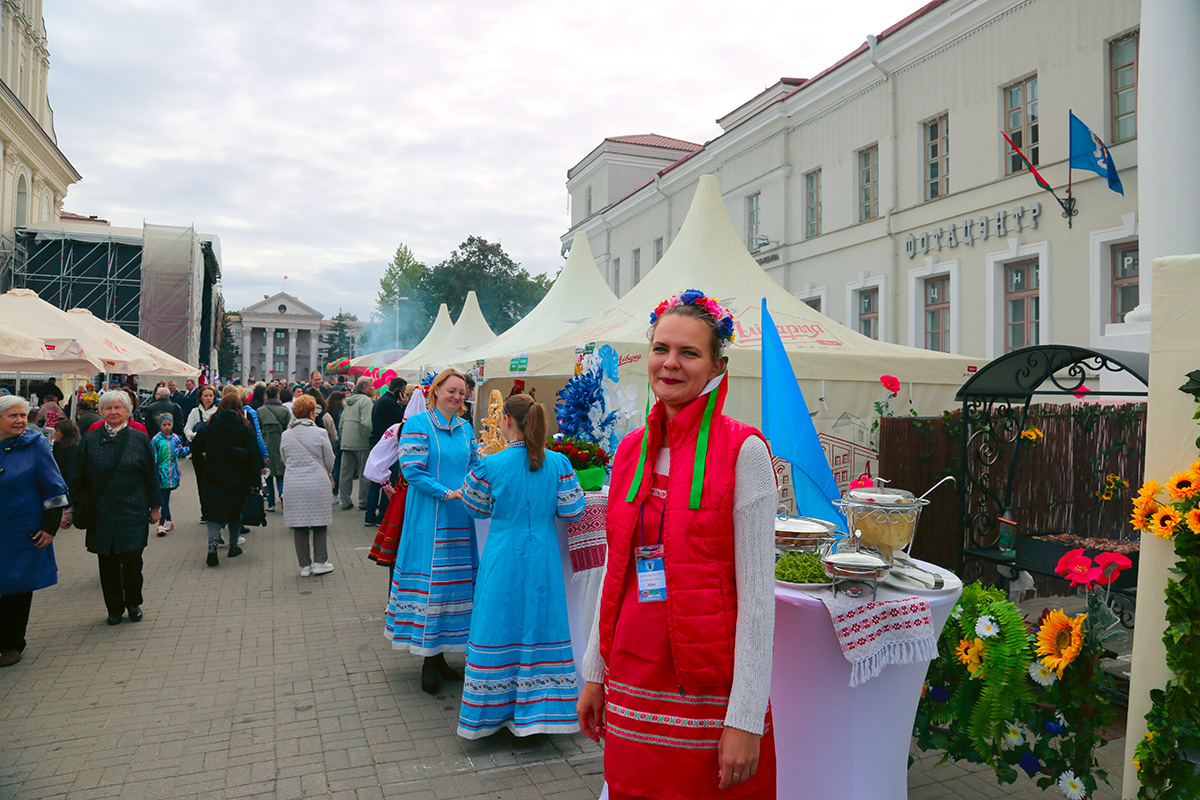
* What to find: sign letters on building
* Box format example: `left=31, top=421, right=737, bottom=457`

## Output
left=905, top=202, right=1041, bottom=259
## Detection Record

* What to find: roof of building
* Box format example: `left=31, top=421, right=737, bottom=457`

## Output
left=603, top=134, right=702, bottom=151
left=59, top=212, right=109, bottom=223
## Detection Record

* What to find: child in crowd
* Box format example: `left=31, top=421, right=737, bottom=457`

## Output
left=152, top=413, right=189, bottom=536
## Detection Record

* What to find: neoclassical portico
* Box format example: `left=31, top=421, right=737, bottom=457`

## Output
left=230, top=292, right=324, bottom=384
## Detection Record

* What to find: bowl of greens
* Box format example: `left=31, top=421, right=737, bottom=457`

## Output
left=774, top=551, right=833, bottom=587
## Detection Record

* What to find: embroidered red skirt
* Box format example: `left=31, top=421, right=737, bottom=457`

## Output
left=368, top=479, right=408, bottom=567
left=603, top=478, right=775, bottom=800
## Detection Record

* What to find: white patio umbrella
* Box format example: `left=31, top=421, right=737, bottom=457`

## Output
left=65, top=308, right=198, bottom=377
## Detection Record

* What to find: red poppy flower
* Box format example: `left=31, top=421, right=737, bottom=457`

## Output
left=1054, top=548, right=1087, bottom=578
left=880, top=375, right=901, bottom=394
left=1058, top=554, right=1101, bottom=587
left=1093, top=551, right=1133, bottom=585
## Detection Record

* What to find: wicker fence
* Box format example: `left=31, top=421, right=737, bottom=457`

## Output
left=877, top=403, right=1147, bottom=571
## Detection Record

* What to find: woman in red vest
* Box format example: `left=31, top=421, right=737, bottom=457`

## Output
left=577, top=290, right=777, bottom=799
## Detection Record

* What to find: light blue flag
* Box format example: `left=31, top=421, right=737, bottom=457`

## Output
left=760, top=299, right=846, bottom=529
left=1068, top=110, right=1123, bottom=195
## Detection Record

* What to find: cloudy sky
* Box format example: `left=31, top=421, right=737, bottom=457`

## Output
left=44, top=0, right=907, bottom=323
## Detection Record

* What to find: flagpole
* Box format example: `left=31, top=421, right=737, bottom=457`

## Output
left=1065, top=110, right=1075, bottom=228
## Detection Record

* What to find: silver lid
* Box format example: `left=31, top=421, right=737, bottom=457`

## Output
left=845, top=487, right=919, bottom=506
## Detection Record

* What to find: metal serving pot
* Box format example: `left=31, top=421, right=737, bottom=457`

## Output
left=775, top=509, right=841, bottom=553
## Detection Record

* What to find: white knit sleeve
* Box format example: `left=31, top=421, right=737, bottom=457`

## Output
left=724, top=436, right=777, bottom=734
left=581, top=557, right=609, bottom=684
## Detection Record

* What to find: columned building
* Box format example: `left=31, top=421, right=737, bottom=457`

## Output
left=0, top=0, right=80, bottom=238
left=563, top=0, right=1142, bottom=359
left=228, top=292, right=364, bottom=384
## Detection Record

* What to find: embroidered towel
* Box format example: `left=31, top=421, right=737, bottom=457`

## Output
left=567, top=492, right=608, bottom=576
left=804, top=588, right=937, bottom=687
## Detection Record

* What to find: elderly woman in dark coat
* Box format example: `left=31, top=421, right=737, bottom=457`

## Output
left=65, top=390, right=160, bottom=626
left=190, top=394, right=260, bottom=567
left=0, top=396, right=69, bottom=667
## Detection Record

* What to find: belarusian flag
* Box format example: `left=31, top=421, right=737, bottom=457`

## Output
left=1000, top=129, right=1055, bottom=195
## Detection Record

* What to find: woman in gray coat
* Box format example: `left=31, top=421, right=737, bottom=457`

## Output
left=65, top=391, right=161, bottom=625
left=279, top=394, right=336, bottom=577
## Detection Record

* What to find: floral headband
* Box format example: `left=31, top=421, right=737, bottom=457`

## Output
left=649, top=289, right=736, bottom=347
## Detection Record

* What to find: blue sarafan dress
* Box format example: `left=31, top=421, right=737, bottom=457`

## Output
left=385, top=409, right=480, bottom=656
left=457, top=443, right=585, bottom=739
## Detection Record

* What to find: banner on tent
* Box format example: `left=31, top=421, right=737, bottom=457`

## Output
left=509, top=354, right=528, bottom=375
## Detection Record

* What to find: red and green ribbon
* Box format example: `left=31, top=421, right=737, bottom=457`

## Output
left=625, top=377, right=722, bottom=511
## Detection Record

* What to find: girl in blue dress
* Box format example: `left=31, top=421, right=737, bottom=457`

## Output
left=384, top=369, right=480, bottom=695
left=458, top=394, right=585, bottom=738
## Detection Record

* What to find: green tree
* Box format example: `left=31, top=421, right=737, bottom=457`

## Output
left=217, top=311, right=237, bottom=377
left=319, top=310, right=359, bottom=365
left=422, top=236, right=551, bottom=334
left=371, top=244, right=430, bottom=351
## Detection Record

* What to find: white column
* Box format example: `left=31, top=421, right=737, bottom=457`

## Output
left=309, top=329, right=320, bottom=376
left=241, top=325, right=252, bottom=382
left=1125, top=0, right=1200, bottom=327
left=287, top=328, right=298, bottom=380
left=264, top=327, right=275, bottom=378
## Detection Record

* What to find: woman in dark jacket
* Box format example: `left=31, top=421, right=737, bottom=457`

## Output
left=65, top=390, right=161, bottom=626
left=190, top=394, right=260, bottom=567
left=52, top=418, right=82, bottom=487
left=255, top=384, right=291, bottom=512
left=0, top=396, right=69, bottom=667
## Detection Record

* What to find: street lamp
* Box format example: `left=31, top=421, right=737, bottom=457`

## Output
left=395, top=295, right=410, bottom=352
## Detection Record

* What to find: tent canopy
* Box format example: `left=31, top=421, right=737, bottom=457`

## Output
left=0, top=289, right=125, bottom=375
left=0, top=321, right=49, bottom=363
left=383, top=303, right=453, bottom=375
left=388, top=292, right=495, bottom=379
left=453, top=232, right=617, bottom=369
left=66, top=308, right=198, bottom=377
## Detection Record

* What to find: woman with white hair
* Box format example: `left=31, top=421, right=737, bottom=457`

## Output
left=0, top=395, right=69, bottom=667
left=65, top=390, right=161, bottom=625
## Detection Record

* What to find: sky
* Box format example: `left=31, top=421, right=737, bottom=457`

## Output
left=43, top=0, right=910, bottom=324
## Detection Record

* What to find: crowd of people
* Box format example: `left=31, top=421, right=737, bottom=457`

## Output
left=0, top=289, right=778, bottom=799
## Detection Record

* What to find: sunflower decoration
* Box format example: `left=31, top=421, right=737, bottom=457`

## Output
left=1130, top=503, right=1157, bottom=533
left=1036, top=609, right=1087, bottom=678
left=1095, top=472, right=1128, bottom=501
left=1150, top=505, right=1183, bottom=540
left=1019, top=425, right=1045, bottom=442
left=1187, top=508, right=1200, bottom=536
left=1166, top=468, right=1200, bottom=501
left=955, top=637, right=986, bottom=676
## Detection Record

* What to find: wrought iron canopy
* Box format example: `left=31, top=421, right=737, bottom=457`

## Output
left=955, top=345, right=1148, bottom=402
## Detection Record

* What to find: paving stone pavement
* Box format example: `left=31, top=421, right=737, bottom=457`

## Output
left=0, top=459, right=1128, bottom=799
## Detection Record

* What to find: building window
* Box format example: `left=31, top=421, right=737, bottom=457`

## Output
left=1004, top=259, right=1040, bottom=352
left=233, top=362, right=241, bottom=373
left=654, top=237, right=663, bottom=264
left=1004, top=75, right=1039, bottom=174
left=585, top=186, right=592, bottom=217
left=923, top=275, right=950, bottom=352
left=612, top=257, right=620, bottom=295
left=1111, top=242, right=1139, bottom=323
left=746, top=193, right=761, bottom=248
left=924, top=115, right=949, bottom=200
left=1111, top=32, right=1138, bottom=142
left=274, top=360, right=286, bottom=373
left=858, top=288, right=879, bottom=340
left=803, top=296, right=822, bottom=314
left=805, top=169, right=822, bottom=237
left=276, top=330, right=286, bottom=339
left=631, top=248, right=641, bottom=285
left=275, top=344, right=286, bottom=356
left=857, top=146, right=879, bottom=222
left=235, top=344, right=242, bottom=356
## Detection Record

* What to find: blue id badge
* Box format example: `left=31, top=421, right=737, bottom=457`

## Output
left=635, top=544, right=667, bottom=602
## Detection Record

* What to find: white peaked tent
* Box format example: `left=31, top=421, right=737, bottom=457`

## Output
left=451, top=232, right=618, bottom=374
left=476, top=175, right=981, bottom=438
left=389, top=292, right=496, bottom=380
left=349, top=349, right=409, bottom=371
left=382, top=303, right=454, bottom=375
left=66, top=308, right=198, bottom=377
left=0, top=322, right=48, bottom=364
left=0, top=289, right=148, bottom=375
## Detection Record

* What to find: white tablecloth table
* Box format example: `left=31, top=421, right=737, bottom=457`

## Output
left=771, top=561, right=961, bottom=800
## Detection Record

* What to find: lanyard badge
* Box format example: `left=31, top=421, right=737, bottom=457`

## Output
left=635, top=503, right=667, bottom=602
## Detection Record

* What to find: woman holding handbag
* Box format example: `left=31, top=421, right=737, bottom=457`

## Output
left=279, top=394, right=336, bottom=577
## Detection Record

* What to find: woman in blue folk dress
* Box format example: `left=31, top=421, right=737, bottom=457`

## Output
left=385, top=369, right=480, bottom=695
left=458, top=394, right=585, bottom=738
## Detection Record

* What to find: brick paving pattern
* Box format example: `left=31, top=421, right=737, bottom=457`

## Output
left=0, top=460, right=1127, bottom=799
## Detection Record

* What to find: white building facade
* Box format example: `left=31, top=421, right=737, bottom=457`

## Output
left=563, top=0, right=1142, bottom=359
left=0, top=0, right=79, bottom=237
left=229, top=292, right=364, bottom=384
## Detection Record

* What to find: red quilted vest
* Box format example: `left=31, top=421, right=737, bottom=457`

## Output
left=599, top=374, right=769, bottom=691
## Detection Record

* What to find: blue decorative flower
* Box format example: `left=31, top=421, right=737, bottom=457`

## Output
left=1018, top=751, right=1041, bottom=777
left=1044, top=719, right=1067, bottom=735
left=929, top=686, right=950, bottom=702
left=555, top=366, right=617, bottom=445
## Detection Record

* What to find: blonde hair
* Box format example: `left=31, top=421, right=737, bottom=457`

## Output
left=428, top=369, right=467, bottom=407
left=291, top=394, right=318, bottom=419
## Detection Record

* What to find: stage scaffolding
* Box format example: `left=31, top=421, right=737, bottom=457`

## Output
left=0, top=228, right=145, bottom=336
